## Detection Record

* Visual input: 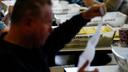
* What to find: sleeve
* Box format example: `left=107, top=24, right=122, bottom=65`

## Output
left=104, top=0, right=123, bottom=11
left=43, top=14, right=90, bottom=56
left=42, top=14, right=90, bottom=66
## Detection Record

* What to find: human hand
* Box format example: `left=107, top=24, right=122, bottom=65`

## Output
left=78, top=61, right=98, bottom=72
left=81, top=4, right=105, bottom=20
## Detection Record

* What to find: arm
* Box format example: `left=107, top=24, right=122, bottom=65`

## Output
left=42, top=14, right=89, bottom=66
left=42, top=5, right=105, bottom=66
left=43, top=14, right=89, bottom=55
left=43, top=4, right=105, bottom=55
left=104, top=0, right=123, bottom=11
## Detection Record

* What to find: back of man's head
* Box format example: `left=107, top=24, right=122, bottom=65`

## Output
left=11, top=0, right=51, bottom=24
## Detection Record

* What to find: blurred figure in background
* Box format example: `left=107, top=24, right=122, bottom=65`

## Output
left=0, top=0, right=7, bottom=20
left=83, top=0, right=128, bottom=15
left=83, top=0, right=128, bottom=23
left=104, top=0, right=128, bottom=23
left=2, top=6, right=13, bottom=26
left=0, top=0, right=10, bottom=37
left=104, top=0, right=128, bottom=15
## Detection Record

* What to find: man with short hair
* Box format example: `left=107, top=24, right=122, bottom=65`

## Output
left=0, top=0, right=104, bottom=72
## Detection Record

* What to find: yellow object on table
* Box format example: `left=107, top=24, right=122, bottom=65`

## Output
left=78, top=25, right=113, bottom=35
left=102, top=25, right=113, bottom=32
left=78, top=26, right=96, bottom=34
left=64, top=25, right=114, bottom=48
left=113, top=30, right=120, bottom=40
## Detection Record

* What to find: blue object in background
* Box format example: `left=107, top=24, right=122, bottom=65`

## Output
left=0, top=21, right=6, bottom=30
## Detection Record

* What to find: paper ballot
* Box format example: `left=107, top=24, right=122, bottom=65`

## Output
left=78, top=20, right=104, bottom=71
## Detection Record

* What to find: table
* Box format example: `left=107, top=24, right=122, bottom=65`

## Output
left=58, top=46, right=112, bottom=55
left=58, top=26, right=122, bottom=54
left=60, top=47, right=112, bottom=52
left=64, top=65, right=119, bottom=72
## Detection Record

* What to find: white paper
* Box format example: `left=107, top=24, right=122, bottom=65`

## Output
left=78, top=19, right=104, bottom=71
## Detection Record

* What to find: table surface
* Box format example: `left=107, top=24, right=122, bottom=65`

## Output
left=59, top=27, right=122, bottom=53
left=60, top=47, right=111, bottom=52
left=64, top=65, right=119, bottom=72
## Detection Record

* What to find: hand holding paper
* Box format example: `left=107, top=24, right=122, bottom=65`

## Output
left=81, top=4, right=105, bottom=20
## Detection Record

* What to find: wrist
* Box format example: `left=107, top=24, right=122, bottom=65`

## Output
left=80, top=12, right=91, bottom=21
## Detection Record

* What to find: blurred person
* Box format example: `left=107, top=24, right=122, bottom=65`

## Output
left=83, top=0, right=128, bottom=15
left=0, top=6, right=13, bottom=38
left=0, top=0, right=104, bottom=72
left=0, top=3, right=11, bottom=37
left=2, top=6, right=13, bottom=26
left=0, top=0, right=14, bottom=32
left=104, top=0, right=128, bottom=15
left=105, top=0, right=128, bottom=23
left=0, top=0, right=7, bottom=20
left=83, top=0, right=128, bottom=23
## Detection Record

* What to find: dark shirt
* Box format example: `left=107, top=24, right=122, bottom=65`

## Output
left=0, top=15, right=89, bottom=72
